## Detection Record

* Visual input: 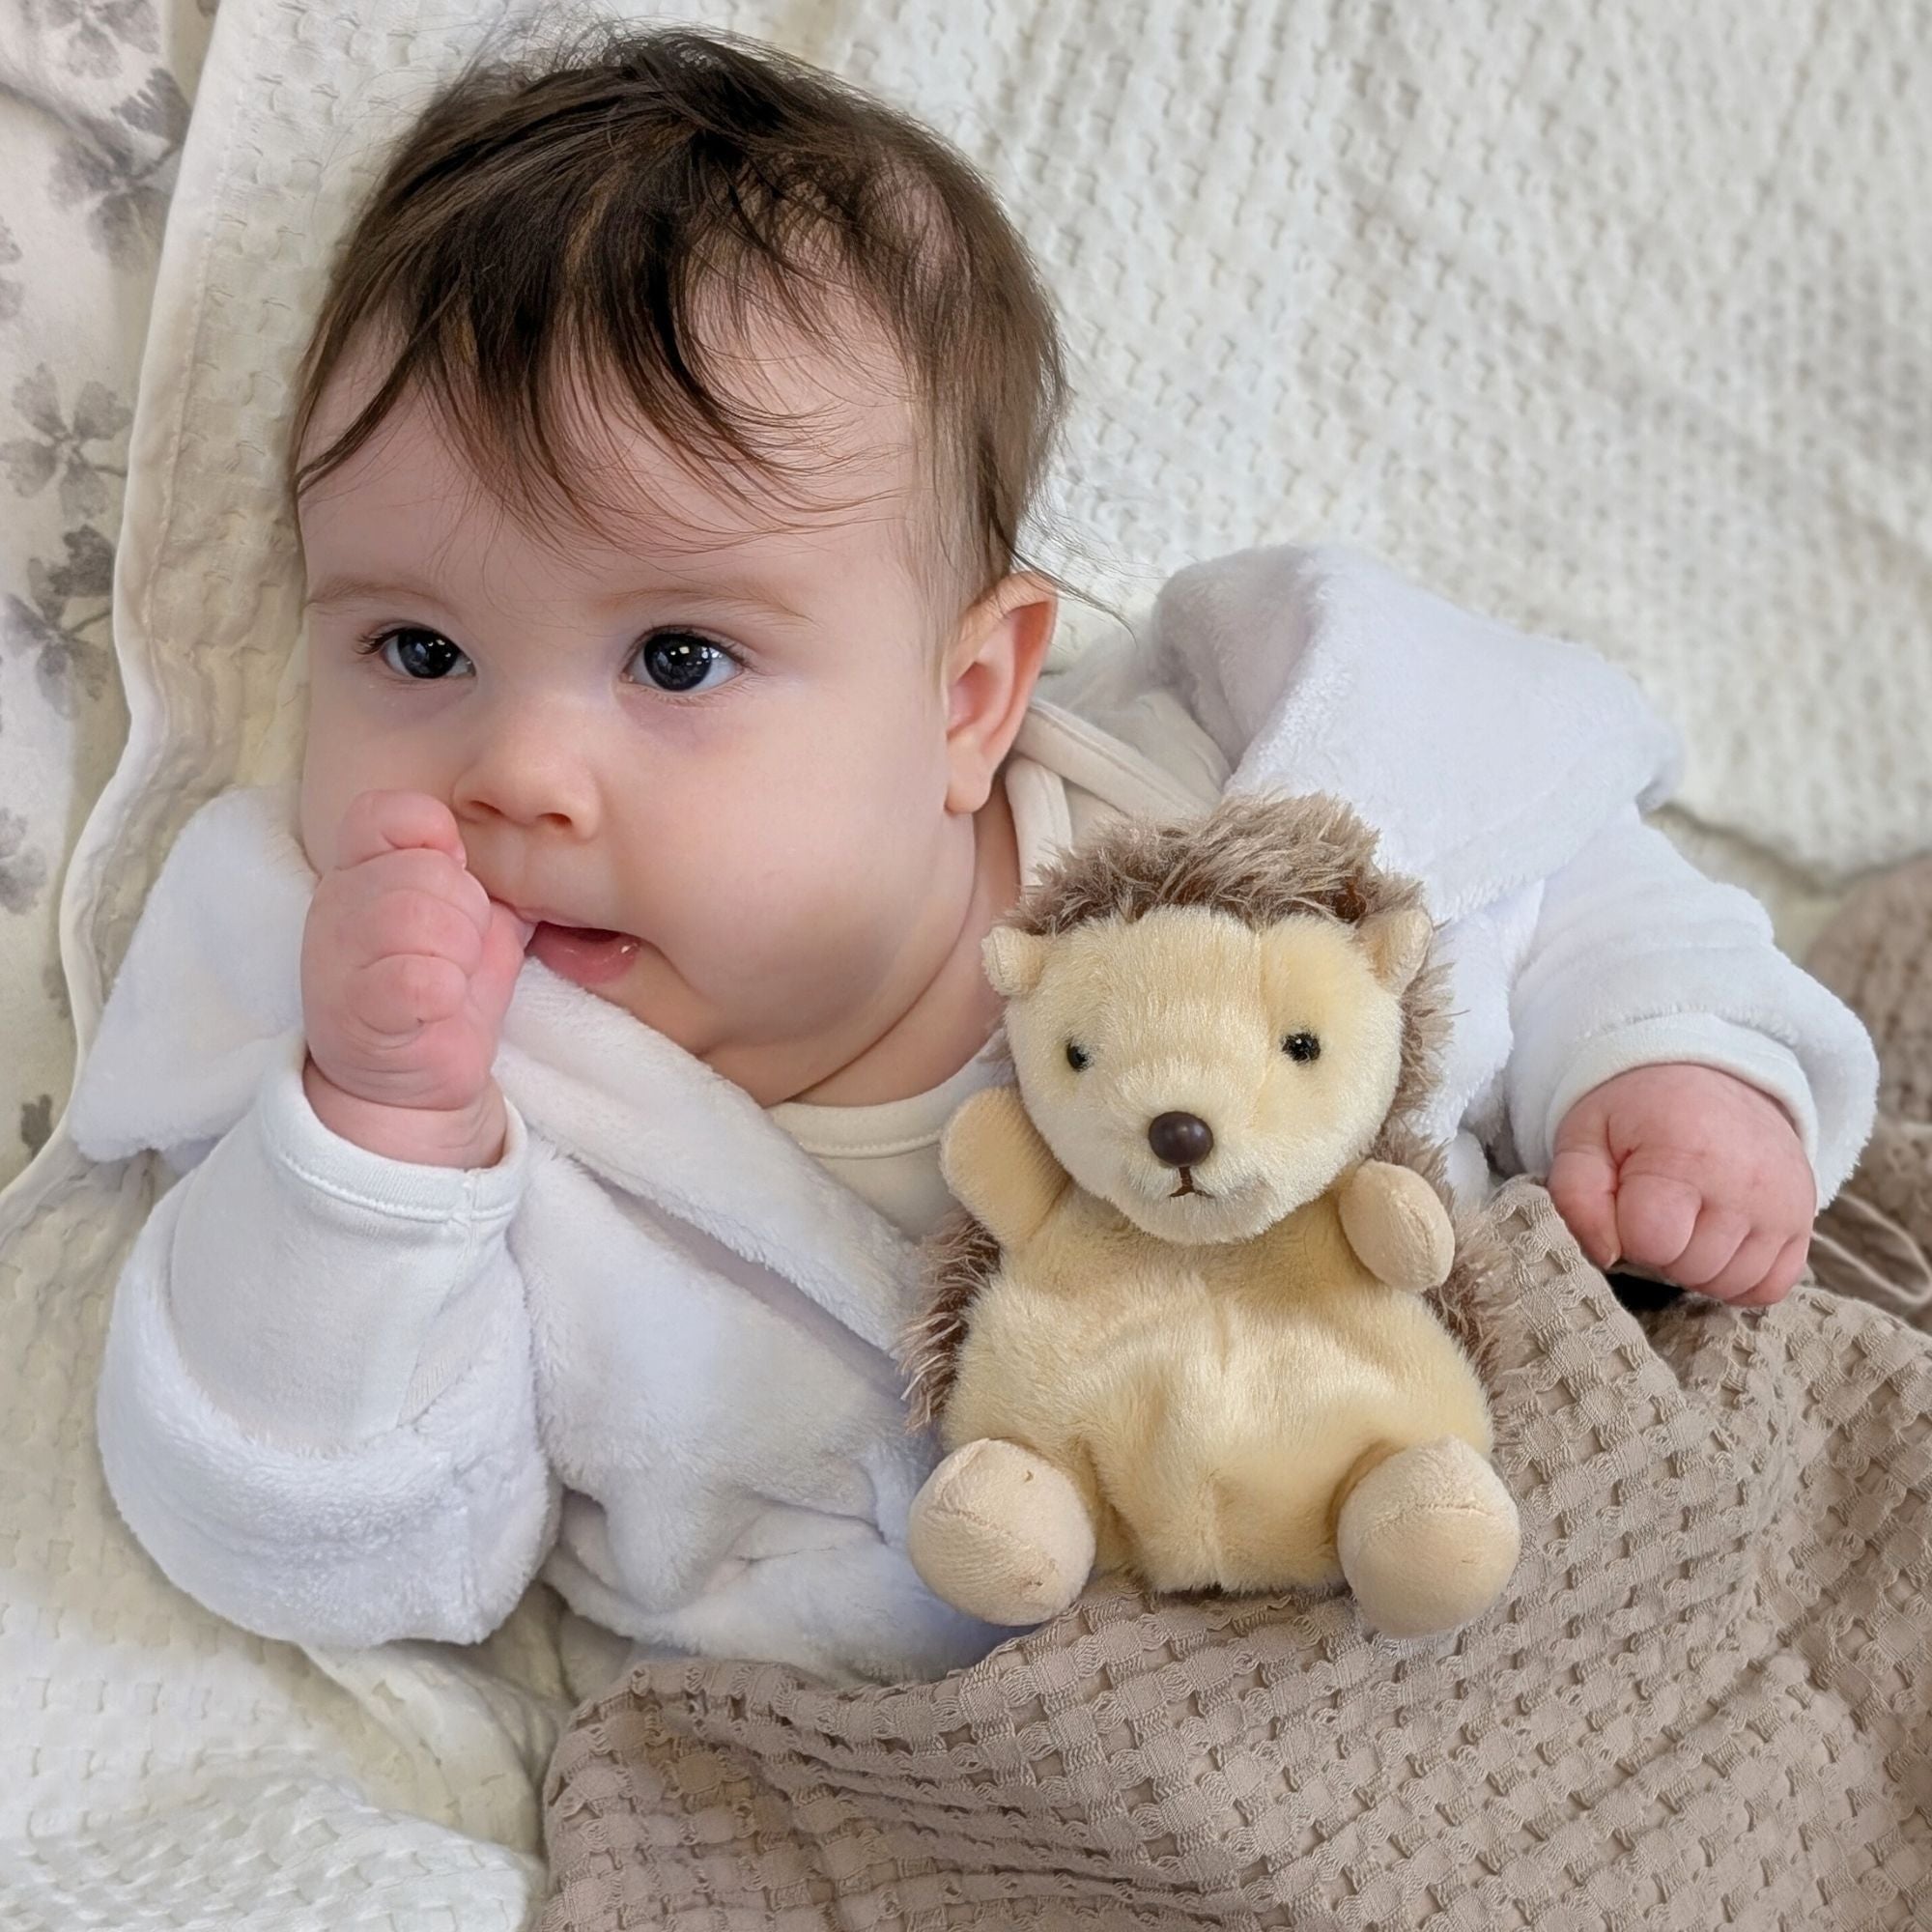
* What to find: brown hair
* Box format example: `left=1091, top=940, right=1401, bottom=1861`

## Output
left=287, top=23, right=1068, bottom=609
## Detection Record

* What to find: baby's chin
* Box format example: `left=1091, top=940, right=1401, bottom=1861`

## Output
left=522, top=926, right=735, bottom=1068
left=524, top=923, right=695, bottom=1046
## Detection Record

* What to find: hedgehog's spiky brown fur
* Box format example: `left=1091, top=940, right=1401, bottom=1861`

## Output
left=901, top=1207, right=1002, bottom=1431
left=898, top=791, right=1511, bottom=1429
left=995, top=792, right=1450, bottom=1125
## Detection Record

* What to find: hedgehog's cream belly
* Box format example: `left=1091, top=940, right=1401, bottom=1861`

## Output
left=939, top=1198, right=1493, bottom=1594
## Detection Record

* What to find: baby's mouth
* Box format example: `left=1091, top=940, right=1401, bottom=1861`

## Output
left=524, top=920, right=643, bottom=990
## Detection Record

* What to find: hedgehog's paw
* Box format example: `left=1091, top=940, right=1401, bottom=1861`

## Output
left=907, top=1438, right=1095, bottom=1625
left=1336, top=1436, right=1519, bottom=1638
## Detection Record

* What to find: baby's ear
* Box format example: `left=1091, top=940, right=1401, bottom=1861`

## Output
left=983, top=926, right=1049, bottom=998
left=1357, top=907, right=1434, bottom=993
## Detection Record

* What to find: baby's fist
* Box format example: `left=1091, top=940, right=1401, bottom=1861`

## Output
left=1548, top=1064, right=1815, bottom=1307
left=300, top=790, right=529, bottom=1165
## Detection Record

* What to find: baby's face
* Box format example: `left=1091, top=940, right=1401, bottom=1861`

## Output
left=297, top=333, right=981, bottom=1104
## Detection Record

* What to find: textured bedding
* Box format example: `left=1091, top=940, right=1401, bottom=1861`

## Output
left=541, top=1187, right=1932, bottom=1930
left=1, top=0, right=1928, bottom=1925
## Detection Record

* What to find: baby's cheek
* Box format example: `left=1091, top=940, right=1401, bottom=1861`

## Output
left=715, top=836, right=898, bottom=999
left=298, top=708, right=386, bottom=871
left=296, top=767, right=345, bottom=874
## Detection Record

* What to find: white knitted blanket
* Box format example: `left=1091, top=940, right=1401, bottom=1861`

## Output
left=2, top=0, right=1927, bottom=1924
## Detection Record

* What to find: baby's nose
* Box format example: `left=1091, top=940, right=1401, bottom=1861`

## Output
left=1148, top=1111, right=1214, bottom=1168
left=451, top=703, right=601, bottom=836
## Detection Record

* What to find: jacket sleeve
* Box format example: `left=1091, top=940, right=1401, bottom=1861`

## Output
left=1501, top=804, right=1880, bottom=1207
left=94, top=1037, right=560, bottom=1649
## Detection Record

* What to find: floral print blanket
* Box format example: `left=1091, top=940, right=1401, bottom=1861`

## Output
left=0, top=0, right=211, bottom=1186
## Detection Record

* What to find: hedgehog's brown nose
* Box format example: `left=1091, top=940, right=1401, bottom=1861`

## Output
left=1149, top=1112, right=1214, bottom=1168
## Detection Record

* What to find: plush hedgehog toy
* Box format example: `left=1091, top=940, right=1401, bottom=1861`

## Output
left=901, top=792, right=1520, bottom=1641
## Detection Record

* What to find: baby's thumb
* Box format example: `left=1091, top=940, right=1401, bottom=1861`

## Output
left=474, top=902, right=534, bottom=1027
left=1546, top=1139, right=1622, bottom=1272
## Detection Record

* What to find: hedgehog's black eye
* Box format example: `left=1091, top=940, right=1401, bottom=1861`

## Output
left=1283, top=1032, right=1321, bottom=1064
left=1065, top=1041, right=1091, bottom=1071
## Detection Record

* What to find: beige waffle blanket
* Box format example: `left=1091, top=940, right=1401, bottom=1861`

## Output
left=1808, top=859, right=1932, bottom=1328
left=540, top=865, right=1932, bottom=1929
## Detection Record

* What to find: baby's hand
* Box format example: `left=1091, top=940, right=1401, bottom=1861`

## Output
left=1548, top=1064, right=1815, bottom=1307
left=300, top=790, right=530, bottom=1167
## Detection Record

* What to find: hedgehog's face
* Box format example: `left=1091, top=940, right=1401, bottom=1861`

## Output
left=987, top=902, right=1432, bottom=1243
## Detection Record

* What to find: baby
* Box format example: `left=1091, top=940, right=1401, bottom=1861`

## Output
left=76, top=26, right=1874, bottom=1690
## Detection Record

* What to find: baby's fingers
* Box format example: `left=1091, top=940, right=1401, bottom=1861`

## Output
left=335, top=790, right=466, bottom=871
left=1690, top=1224, right=1783, bottom=1301
left=321, top=845, right=486, bottom=928
left=1729, top=1232, right=1812, bottom=1309
left=352, top=952, right=469, bottom=1037
left=352, top=887, right=486, bottom=979
left=1547, top=1140, right=1622, bottom=1270
left=1609, top=1171, right=1703, bottom=1276
left=1660, top=1203, right=1752, bottom=1293
left=469, top=900, right=533, bottom=1026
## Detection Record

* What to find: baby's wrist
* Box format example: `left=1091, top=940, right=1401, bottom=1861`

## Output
left=301, top=1058, right=508, bottom=1168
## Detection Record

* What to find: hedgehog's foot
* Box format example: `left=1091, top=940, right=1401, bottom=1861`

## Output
left=1334, top=1435, right=1520, bottom=1638
left=907, top=1437, right=1095, bottom=1626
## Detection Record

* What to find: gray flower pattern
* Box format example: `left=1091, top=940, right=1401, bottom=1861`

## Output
left=0, top=810, right=50, bottom=916
left=49, top=68, right=190, bottom=267
left=43, top=956, right=73, bottom=1026
left=0, top=221, right=21, bottom=327
left=3, top=0, right=214, bottom=1191
left=2, top=525, right=115, bottom=717
left=25, top=0, right=159, bottom=81
left=3, top=365, right=130, bottom=521
left=19, top=1094, right=54, bottom=1159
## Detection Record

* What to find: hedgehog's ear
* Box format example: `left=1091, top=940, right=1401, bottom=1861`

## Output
left=1358, top=908, right=1433, bottom=993
left=983, top=926, right=1049, bottom=998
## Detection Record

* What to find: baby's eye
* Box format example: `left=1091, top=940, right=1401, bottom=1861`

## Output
left=628, top=629, right=741, bottom=695
left=367, top=627, right=472, bottom=681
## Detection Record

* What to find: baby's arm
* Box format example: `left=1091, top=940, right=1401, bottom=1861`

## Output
left=1500, top=804, right=1880, bottom=1299
left=92, top=788, right=556, bottom=1648
left=95, top=1046, right=558, bottom=1647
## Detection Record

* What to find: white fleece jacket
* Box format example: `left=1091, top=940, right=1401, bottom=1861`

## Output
left=69, top=543, right=1879, bottom=1687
